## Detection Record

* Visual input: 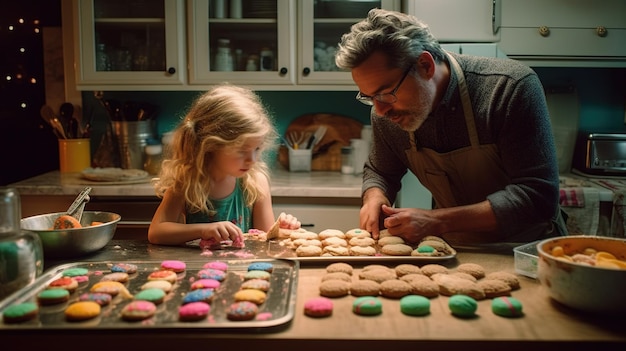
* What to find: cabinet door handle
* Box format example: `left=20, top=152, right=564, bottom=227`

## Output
left=492, top=0, right=501, bottom=34
left=302, top=67, right=311, bottom=76
left=279, top=67, right=288, bottom=75
left=167, top=67, right=176, bottom=74
left=596, top=26, right=608, bottom=37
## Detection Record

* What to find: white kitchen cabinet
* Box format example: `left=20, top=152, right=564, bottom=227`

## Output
left=440, top=43, right=507, bottom=58
left=273, top=197, right=361, bottom=232
left=498, top=0, right=626, bottom=67
left=70, top=0, right=186, bottom=89
left=402, top=0, right=500, bottom=43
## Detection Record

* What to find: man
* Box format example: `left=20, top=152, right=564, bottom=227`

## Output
left=335, top=9, right=567, bottom=245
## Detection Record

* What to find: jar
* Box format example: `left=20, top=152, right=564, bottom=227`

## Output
left=96, top=43, right=110, bottom=71
left=0, top=187, right=43, bottom=300
left=214, top=39, right=234, bottom=71
left=260, top=47, right=274, bottom=71
left=341, top=146, right=354, bottom=175
left=144, top=144, right=163, bottom=175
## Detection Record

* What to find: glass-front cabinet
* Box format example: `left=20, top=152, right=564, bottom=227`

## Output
left=74, top=0, right=185, bottom=87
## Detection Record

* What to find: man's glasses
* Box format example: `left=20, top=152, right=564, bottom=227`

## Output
left=355, top=66, right=413, bottom=106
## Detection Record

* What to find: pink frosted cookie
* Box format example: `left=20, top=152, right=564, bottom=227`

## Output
left=197, top=268, right=226, bottom=281
left=179, top=302, right=210, bottom=322
left=304, top=297, right=334, bottom=318
left=202, top=261, right=228, bottom=272
left=147, top=270, right=178, bottom=284
left=190, top=279, right=221, bottom=291
left=78, top=292, right=112, bottom=306
left=161, top=260, right=186, bottom=273
left=120, top=301, right=157, bottom=321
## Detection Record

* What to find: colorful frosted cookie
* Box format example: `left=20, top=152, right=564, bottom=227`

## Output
left=226, top=301, right=258, bottom=321
left=147, top=270, right=178, bottom=284
left=352, top=296, right=383, bottom=316
left=197, top=268, right=226, bottom=281
left=400, top=295, right=431, bottom=316
left=202, top=261, right=228, bottom=272
left=448, top=294, right=478, bottom=317
left=141, top=280, right=173, bottom=293
left=62, top=267, right=89, bottom=277
left=111, top=263, right=138, bottom=274
left=100, top=272, right=129, bottom=283
left=240, top=279, right=270, bottom=292
left=47, top=277, right=79, bottom=293
left=65, top=301, right=101, bottom=321
left=491, top=296, right=523, bottom=318
left=2, top=302, right=38, bottom=324
left=161, top=260, right=186, bottom=273
left=344, top=228, right=371, bottom=239
left=303, top=297, right=333, bottom=318
left=37, top=288, right=70, bottom=305
left=178, top=302, right=210, bottom=322
left=120, top=301, right=156, bottom=321
left=90, top=281, right=133, bottom=298
left=243, top=270, right=271, bottom=281
left=134, top=288, right=166, bottom=305
left=78, top=292, right=112, bottom=306
left=182, top=288, right=215, bottom=304
left=247, top=262, right=274, bottom=273
left=190, top=279, right=221, bottom=291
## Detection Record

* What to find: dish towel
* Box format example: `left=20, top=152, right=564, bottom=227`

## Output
left=560, top=187, right=600, bottom=236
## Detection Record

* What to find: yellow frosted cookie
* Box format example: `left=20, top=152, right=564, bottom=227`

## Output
left=65, top=301, right=101, bottom=321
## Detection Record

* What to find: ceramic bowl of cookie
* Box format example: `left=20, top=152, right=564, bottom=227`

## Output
left=20, top=211, right=121, bottom=258
left=537, top=235, right=626, bottom=315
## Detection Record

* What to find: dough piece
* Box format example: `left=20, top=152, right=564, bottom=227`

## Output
left=377, top=236, right=405, bottom=246
left=78, top=293, right=112, bottom=306
left=345, top=228, right=371, bottom=239
left=349, top=245, right=376, bottom=256
left=47, top=277, right=79, bottom=294
left=147, top=270, right=178, bottom=283
left=491, top=296, right=524, bottom=317
left=120, top=301, right=157, bottom=321
left=322, top=245, right=349, bottom=256
left=2, top=302, right=38, bottom=324
left=321, top=237, right=348, bottom=247
left=90, top=281, right=133, bottom=298
left=350, top=279, right=381, bottom=297
left=400, top=295, right=431, bottom=316
left=196, top=268, right=226, bottom=281
left=227, top=301, right=258, bottom=321
left=380, top=279, right=412, bottom=298
left=319, top=279, right=350, bottom=297
left=161, top=260, right=186, bottom=273
left=352, top=296, right=383, bottom=316
left=247, top=262, right=274, bottom=273
left=234, top=289, right=267, bottom=305
left=240, top=278, right=271, bottom=292
left=456, top=263, right=486, bottom=279
left=266, top=217, right=281, bottom=240
left=182, top=288, right=215, bottom=304
left=202, top=261, right=229, bottom=272
left=296, top=245, right=323, bottom=257
left=381, top=243, right=413, bottom=256
left=64, top=301, right=101, bottom=321
left=134, top=288, right=166, bottom=305
left=318, top=229, right=346, bottom=240
left=395, top=264, right=422, bottom=277
left=62, top=267, right=89, bottom=277
left=326, top=262, right=354, bottom=275
left=406, top=276, right=440, bottom=298
left=243, top=270, right=271, bottom=281
left=421, top=264, right=449, bottom=277
left=358, top=268, right=397, bottom=283
left=437, top=275, right=486, bottom=300
left=100, top=272, right=129, bottom=283
left=141, top=280, right=174, bottom=293
left=110, top=263, right=138, bottom=274
left=303, top=297, right=333, bottom=318
left=476, top=279, right=512, bottom=298
left=448, top=294, right=478, bottom=317
left=321, top=272, right=352, bottom=283
left=485, top=271, right=521, bottom=290
left=348, top=237, right=376, bottom=247
left=178, top=301, right=210, bottom=322
left=37, top=289, right=70, bottom=305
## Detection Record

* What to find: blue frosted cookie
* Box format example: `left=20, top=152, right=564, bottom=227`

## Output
left=182, top=288, right=215, bottom=304
left=247, top=262, right=274, bottom=273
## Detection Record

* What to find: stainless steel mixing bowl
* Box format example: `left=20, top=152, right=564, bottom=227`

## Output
left=20, top=211, right=120, bottom=258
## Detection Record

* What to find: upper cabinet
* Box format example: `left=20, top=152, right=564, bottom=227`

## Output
left=67, top=0, right=401, bottom=91
left=72, top=0, right=186, bottom=89
left=498, top=0, right=626, bottom=67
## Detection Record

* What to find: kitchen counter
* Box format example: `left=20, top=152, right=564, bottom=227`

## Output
left=8, top=169, right=363, bottom=198
left=2, top=239, right=624, bottom=350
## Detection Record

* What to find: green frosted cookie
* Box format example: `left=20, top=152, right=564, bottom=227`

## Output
left=62, top=267, right=89, bottom=277
left=491, top=296, right=523, bottom=317
left=352, top=296, right=382, bottom=316
left=448, top=294, right=477, bottom=317
left=400, top=295, right=430, bottom=316
left=134, top=288, right=166, bottom=305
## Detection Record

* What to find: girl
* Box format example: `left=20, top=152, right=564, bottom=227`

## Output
left=148, top=84, right=300, bottom=246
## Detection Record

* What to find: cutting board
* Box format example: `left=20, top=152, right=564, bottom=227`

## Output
left=278, top=113, right=363, bottom=171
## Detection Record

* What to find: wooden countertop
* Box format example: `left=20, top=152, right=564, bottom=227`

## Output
left=2, top=239, right=623, bottom=350
left=9, top=169, right=362, bottom=198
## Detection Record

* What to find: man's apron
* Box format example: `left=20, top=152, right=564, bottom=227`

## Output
left=403, top=53, right=560, bottom=243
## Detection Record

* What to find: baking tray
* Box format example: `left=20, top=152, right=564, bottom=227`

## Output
left=0, top=259, right=298, bottom=330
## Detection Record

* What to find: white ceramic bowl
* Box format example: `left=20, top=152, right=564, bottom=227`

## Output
left=20, top=211, right=120, bottom=258
left=537, top=235, right=626, bottom=314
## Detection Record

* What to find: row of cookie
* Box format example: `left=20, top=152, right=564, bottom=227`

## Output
left=318, top=262, right=521, bottom=301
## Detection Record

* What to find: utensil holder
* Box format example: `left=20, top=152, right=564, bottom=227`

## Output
left=288, top=148, right=312, bottom=172
left=58, top=138, right=91, bottom=173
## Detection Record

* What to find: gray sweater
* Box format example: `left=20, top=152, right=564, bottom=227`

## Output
left=363, top=52, right=561, bottom=237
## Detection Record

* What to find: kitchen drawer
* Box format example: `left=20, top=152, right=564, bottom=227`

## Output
left=273, top=196, right=361, bottom=232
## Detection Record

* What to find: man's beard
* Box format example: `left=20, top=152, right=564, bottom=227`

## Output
left=384, top=79, right=434, bottom=132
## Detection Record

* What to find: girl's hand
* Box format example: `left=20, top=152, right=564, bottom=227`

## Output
left=200, top=221, right=243, bottom=244
left=277, top=212, right=301, bottom=230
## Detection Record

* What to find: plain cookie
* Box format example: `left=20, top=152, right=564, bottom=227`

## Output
left=326, top=262, right=353, bottom=275
left=380, top=279, right=412, bottom=298
left=350, top=279, right=381, bottom=297
left=319, top=279, right=350, bottom=297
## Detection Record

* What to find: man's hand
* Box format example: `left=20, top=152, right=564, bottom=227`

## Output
left=360, top=188, right=390, bottom=239
left=382, top=205, right=440, bottom=243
